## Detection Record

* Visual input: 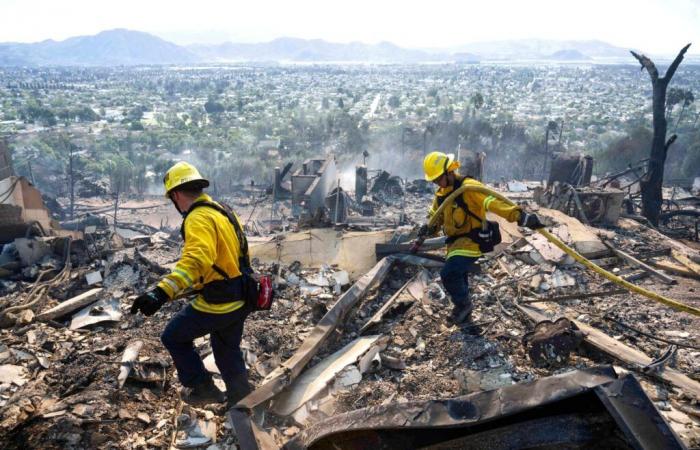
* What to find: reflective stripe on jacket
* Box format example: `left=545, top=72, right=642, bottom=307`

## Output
left=157, top=193, right=245, bottom=314
left=428, top=176, right=522, bottom=259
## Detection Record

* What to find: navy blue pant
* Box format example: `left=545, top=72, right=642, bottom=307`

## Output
left=440, top=256, right=478, bottom=308
left=161, top=304, right=248, bottom=388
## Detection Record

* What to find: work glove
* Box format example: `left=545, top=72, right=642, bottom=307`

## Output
left=417, top=224, right=432, bottom=238
left=518, top=212, right=545, bottom=230
left=410, top=225, right=428, bottom=253
left=130, top=287, right=169, bottom=316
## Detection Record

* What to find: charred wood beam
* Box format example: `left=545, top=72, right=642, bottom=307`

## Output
left=518, top=302, right=700, bottom=400
left=520, top=289, right=627, bottom=304
left=36, top=288, right=103, bottom=322
left=602, top=240, right=676, bottom=285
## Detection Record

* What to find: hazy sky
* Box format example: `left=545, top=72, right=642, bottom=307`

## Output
left=1, top=0, right=699, bottom=54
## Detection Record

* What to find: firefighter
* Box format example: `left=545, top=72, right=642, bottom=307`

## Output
left=419, top=151, right=543, bottom=323
left=131, top=162, right=252, bottom=408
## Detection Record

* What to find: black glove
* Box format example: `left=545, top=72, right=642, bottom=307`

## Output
left=417, top=224, right=431, bottom=238
left=518, top=212, right=545, bottom=230
left=130, top=287, right=169, bottom=316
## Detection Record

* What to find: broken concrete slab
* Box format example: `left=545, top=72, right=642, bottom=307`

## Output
left=0, top=364, right=28, bottom=386
left=69, top=297, right=121, bottom=330
left=250, top=229, right=397, bottom=277
left=538, top=208, right=608, bottom=258
left=506, top=181, right=528, bottom=192
left=523, top=232, right=573, bottom=266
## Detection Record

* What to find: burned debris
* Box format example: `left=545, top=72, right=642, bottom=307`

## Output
left=0, top=143, right=699, bottom=450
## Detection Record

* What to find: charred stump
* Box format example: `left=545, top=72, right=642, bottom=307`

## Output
left=630, top=44, right=691, bottom=226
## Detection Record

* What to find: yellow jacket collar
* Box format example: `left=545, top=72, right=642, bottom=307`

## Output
left=182, top=193, right=213, bottom=217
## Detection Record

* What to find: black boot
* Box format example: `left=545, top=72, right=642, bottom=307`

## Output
left=450, top=304, right=473, bottom=324
left=225, top=373, right=252, bottom=409
left=183, top=377, right=226, bottom=407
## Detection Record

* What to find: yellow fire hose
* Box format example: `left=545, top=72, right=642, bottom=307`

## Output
left=427, top=184, right=700, bottom=317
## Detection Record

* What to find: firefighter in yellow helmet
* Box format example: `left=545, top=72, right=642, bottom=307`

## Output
left=131, top=161, right=252, bottom=408
left=418, top=152, right=543, bottom=324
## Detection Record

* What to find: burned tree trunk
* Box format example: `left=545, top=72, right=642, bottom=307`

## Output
left=631, top=44, right=691, bottom=226
left=69, top=147, right=75, bottom=221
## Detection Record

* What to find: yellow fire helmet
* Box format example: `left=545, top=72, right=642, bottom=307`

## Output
left=423, top=151, right=460, bottom=181
left=163, top=161, right=210, bottom=197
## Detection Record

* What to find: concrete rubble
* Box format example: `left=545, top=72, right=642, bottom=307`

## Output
left=0, top=160, right=699, bottom=449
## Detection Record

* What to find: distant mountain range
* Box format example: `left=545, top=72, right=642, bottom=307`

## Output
left=0, top=29, right=199, bottom=66
left=188, top=37, right=446, bottom=62
left=0, top=29, right=664, bottom=66
left=452, top=39, right=632, bottom=59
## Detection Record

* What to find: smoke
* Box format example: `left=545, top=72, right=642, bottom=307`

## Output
left=338, top=167, right=356, bottom=191
left=335, top=147, right=424, bottom=194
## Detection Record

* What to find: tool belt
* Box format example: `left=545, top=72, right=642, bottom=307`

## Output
left=444, top=220, right=501, bottom=253
left=201, top=265, right=272, bottom=310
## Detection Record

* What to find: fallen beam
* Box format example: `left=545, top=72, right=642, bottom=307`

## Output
left=375, top=237, right=446, bottom=258
left=603, top=241, right=676, bottom=285
left=672, top=250, right=700, bottom=277
left=648, top=260, right=700, bottom=280
left=520, top=289, right=627, bottom=304
left=234, top=256, right=395, bottom=413
left=517, top=302, right=700, bottom=401
left=389, top=253, right=445, bottom=268
left=36, top=288, right=103, bottom=322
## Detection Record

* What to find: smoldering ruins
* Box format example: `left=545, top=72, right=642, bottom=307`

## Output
left=1, top=126, right=700, bottom=450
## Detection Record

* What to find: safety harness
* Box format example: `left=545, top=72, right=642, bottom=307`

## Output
left=181, top=200, right=273, bottom=310
left=181, top=200, right=251, bottom=274
left=436, top=177, right=501, bottom=252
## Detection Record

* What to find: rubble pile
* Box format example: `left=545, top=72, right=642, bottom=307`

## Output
left=0, top=173, right=700, bottom=448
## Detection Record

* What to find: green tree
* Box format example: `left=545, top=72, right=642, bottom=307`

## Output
left=204, top=98, right=225, bottom=114
left=388, top=94, right=401, bottom=108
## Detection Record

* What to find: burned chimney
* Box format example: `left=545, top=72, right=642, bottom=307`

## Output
left=355, top=165, right=368, bottom=203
